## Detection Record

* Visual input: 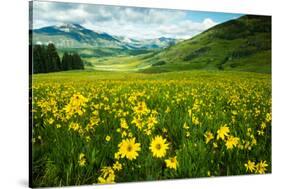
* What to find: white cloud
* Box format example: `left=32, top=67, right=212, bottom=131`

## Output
left=32, top=1, right=218, bottom=39
left=203, top=18, right=217, bottom=29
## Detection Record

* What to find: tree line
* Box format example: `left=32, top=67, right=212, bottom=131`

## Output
left=32, top=43, right=84, bottom=73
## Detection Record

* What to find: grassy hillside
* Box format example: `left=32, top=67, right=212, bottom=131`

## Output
left=142, top=15, right=271, bottom=73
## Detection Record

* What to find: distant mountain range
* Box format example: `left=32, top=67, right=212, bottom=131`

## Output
left=32, top=24, right=179, bottom=50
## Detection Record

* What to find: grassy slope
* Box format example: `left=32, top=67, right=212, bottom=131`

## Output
left=142, top=15, right=271, bottom=73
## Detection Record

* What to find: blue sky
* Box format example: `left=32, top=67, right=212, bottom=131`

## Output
left=32, top=1, right=243, bottom=39
left=185, top=11, right=242, bottom=23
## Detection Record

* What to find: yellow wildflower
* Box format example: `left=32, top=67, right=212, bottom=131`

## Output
left=261, top=122, right=266, bottom=129
left=114, top=152, right=121, bottom=160
left=204, top=131, right=214, bottom=144
left=85, top=136, right=91, bottom=142
left=165, top=156, right=178, bottom=170
left=106, top=135, right=111, bottom=142
left=192, top=116, right=200, bottom=126
left=165, top=106, right=171, bottom=113
left=147, top=115, right=158, bottom=128
left=78, top=153, right=86, bottom=167
left=213, top=142, right=218, bottom=148
left=69, top=122, right=81, bottom=132
left=245, top=160, right=256, bottom=173
left=265, top=113, right=271, bottom=122
left=257, top=130, right=264, bottom=136
left=217, top=125, right=230, bottom=140
left=121, top=131, right=127, bottom=138
left=118, top=137, right=141, bottom=160
left=64, top=93, right=88, bottom=119
left=183, top=122, right=189, bottom=130
left=225, top=136, right=240, bottom=149
left=133, top=101, right=149, bottom=115
left=149, top=135, right=169, bottom=158
left=120, top=118, right=128, bottom=129
left=255, top=160, right=268, bottom=174
left=98, top=166, right=115, bottom=184
left=113, top=161, right=122, bottom=171
left=131, top=116, right=144, bottom=130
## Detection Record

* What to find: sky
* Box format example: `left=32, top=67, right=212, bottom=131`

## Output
left=32, top=1, right=243, bottom=40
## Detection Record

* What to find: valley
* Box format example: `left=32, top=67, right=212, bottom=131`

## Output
left=32, top=15, right=271, bottom=73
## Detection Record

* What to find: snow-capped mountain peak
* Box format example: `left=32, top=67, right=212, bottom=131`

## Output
left=55, top=23, right=84, bottom=32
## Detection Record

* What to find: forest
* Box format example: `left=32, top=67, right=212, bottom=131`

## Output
left=32, top=43, right=84, bottom=73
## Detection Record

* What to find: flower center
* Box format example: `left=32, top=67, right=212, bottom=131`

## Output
left=127, top=145, right=132, bottom=152
left=156, top=143, right=162, bottom=150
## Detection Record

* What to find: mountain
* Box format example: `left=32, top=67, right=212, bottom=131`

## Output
left=32, top=24, right=178, bottom=50
left=33, top=23, right=128, bottom=49
left=115, top=36, right=180, bottom=49
left=143, top=15, right=271, bottom=73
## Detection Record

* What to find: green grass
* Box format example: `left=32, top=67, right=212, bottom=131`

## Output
left=31, top=70, right=271, bottom=187
left=83, top=54, right=153, bottom=72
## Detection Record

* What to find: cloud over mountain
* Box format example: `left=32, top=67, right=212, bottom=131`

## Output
left=32, top=1, right=240, bottom=39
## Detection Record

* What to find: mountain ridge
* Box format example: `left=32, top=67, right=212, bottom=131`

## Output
left=32, top=23, right=179, bottom=50
left=142, top=15, right=271, bottom=73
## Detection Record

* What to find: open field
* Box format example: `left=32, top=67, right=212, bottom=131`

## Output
left=31, top=70, right=271, bottom=187
left=83, top=54, right=153, bottom=72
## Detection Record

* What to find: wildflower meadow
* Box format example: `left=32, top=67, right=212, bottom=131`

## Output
left=31, top=70, right=271, bottom=187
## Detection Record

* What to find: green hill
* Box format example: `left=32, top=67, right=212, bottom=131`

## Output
left=142, top=15, right=271, bottom=73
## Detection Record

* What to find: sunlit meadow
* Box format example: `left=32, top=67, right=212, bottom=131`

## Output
left=31, top=70, right=271, bottom=187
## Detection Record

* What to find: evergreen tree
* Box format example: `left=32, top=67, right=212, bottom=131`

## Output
left=72, top=53, right=79, bottom=69
left=61, top=52, right=84, bottom=70
left=69, top=53, right=75, bottom=70
left=46, top=43, right=61, bottom=72
left=79, top=56, right=84, bottom=69
left=71, top=53, right=84, bottom=70
left=67, top=53, right=73, bottom=70
left=33, top=45, right=84, bottom=74
left=29, top=45, right=33, bottom=74
left=76, top=53, right=84, bottom=69
left=41, top=45, right=48, bottom=73
left=61, top=52, right=69, bottom=71
left=32, top=45, right=40, bottom=73
left=33, top=45, right=47, bottom=73
left=72, top=53, right=77, bottom=69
